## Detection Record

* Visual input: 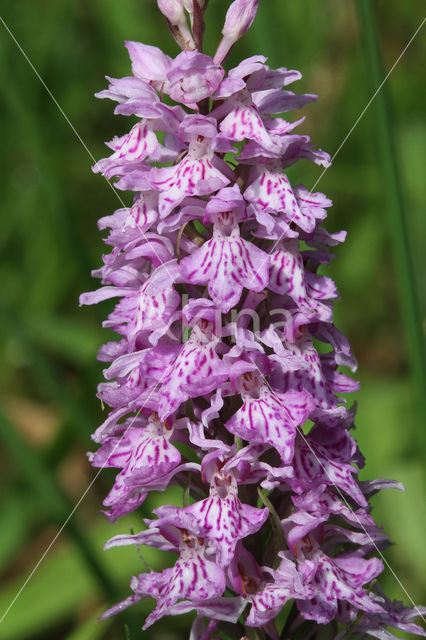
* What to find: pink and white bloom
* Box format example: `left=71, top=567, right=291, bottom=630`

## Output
left=82, top=2, right=425, bottom=637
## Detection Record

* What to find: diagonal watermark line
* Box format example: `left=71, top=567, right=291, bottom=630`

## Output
left=239, top=20, right=426, bottom=620
left=248, top=358, right=426, bottom=624
left=0, top=14, right=176, bottom=283
left=0, top=15, right=99, bottom=176
left=1, top=6, right=424, bottom=631
left=0, top=351, right=181, bottom=625
left=0, top=15, right=181, bottom=621
left=0, top=397, right=136, bottom=625
left=251, top=13, right=426, bottom=278
left=309, top=14, right=426, bottom=197
left=240, top=14, right=426, bottom=617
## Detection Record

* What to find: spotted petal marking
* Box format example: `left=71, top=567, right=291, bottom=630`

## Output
left=151, top=156, right=230, bottom=218
left=158, top=323, right=228, bottom=420
left=279, top=331, right=337, bottom=409
left=184, top=473, right=268, bottom=567
left=103, top=282, right=179, bottom=348
left=109, top=121, right=159, bottom=161
left=244, top=165, right=313, bottom=232
left=289, top=433, right=368, bottom=507
left=246, top=554, right=313, bottom=627
left=292, top=486, right=377, bottom=532
left=90, top=415, right=182, bottom=521
left=101, top=478, right=147, bottom=522
left=125, top=191, right=159, bottom=232
left=180, top=218, right=270, bottom=314
left=269, top=241, right=333, bottom=322
left=94, top=121, right=160, bottom=179
left=219, top=92, right=279, bottom=153
left=297, top=551, right=384, bottom=625
left=225, top=378, right=313, bottom=463
left=141, top=536, right=226, bottom=629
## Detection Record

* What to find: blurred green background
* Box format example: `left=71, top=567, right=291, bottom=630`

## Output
left=0, top=1, right=424, bottom=638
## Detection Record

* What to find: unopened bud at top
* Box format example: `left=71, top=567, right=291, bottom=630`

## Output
left=182, top=0, right=194, bottom=12
left=214, top=0, right=258, bottom=64
left=157, top=0, right=186, bottom=25
left=158, top=0, right=207, bottom=24
left=222, top=0, right=258, bottom=40
left=157, top=0, right=196, bottom=50
left=182, top=0, right=208, bottom=11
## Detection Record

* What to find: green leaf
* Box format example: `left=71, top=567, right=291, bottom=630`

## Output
left=356, top=0, right=426, bottom=455
left=193, top=220, right=209, bottom=235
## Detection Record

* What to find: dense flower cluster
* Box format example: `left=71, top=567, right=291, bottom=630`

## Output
left=81, top=1, right=425, bottom=638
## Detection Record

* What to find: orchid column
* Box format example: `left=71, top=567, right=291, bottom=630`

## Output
left=81, top=1, right=426, bottom=638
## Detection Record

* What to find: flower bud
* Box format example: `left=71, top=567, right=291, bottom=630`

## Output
left=182, top=0, right=208, bottom=11
left=214, top=0, right=258, bottom=64
left=222, top=0, right=258, bottom=40
left=157, top=0, right=195, bottom=50
left=157, top=0, right=186, bottom=25
left=182, top=0, right=194, bottom=12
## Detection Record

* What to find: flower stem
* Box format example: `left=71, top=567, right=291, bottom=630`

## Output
left=279, top=601, right=299, bottom=639
left=258, top=487, right=286, bottom=565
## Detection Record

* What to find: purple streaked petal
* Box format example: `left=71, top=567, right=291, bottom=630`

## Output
left=219, top=93, right=279, bottom=153
left=184, top=471, right=268, bottom=566
left=142, top=540, right=226, bottom=628
left=225, top=373, right=313, bottom=463
left=269, top=241, right=333, bottom=322
left=157, top=327, right=229, bottom=419
left=244, top=165, right=308, bottom=231
left=151, top=156, right=230, bottom=218
left=180, top=217, right=270, bottom=314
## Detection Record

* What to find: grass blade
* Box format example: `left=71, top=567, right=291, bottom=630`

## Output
left=356, top=0, right=426, bottom=450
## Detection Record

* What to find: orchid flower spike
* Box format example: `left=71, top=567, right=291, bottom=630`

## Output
left=82, top=1, right=426, bottom=638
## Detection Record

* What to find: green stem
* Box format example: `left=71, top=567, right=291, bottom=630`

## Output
left=279, top=602, right=299, bottom=639
left=257, top=488, right=286, bottom=565
left=183, top=472, right=192, bottom=507
left=218, top=620, right=246, bottom=639
left=356, top=0, right=426, bottom=451
left=244, top=627, right=267, bottom=640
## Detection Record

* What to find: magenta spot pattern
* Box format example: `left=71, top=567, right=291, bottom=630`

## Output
left=81, top=1, right=426, bottom=637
